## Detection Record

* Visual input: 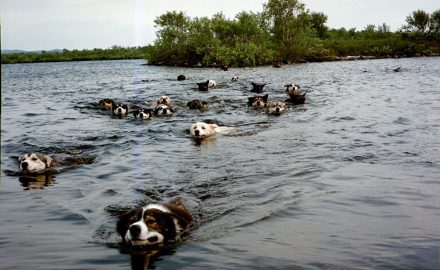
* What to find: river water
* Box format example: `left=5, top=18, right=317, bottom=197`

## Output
left=1, top=57, right=439, bottom=269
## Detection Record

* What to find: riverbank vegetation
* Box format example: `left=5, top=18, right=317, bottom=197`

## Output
left=2, top=0, right=439, bottom=66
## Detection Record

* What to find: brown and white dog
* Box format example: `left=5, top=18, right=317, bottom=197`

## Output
left=99, top=99, right=115, bottom=110
left=156, top=96, right=171, bottom=107
left=18, top=153, right=55, bottom=173
left=187, top=99, right=208, bottom=111
left=116, top=202, right=193, bottom=247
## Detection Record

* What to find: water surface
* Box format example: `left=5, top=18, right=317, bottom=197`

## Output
left=1, top=57, right=439, bottom=269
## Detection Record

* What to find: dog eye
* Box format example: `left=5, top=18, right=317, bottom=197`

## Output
left=202, top=126, right=206, bottom=129
left=32, top=157, right=38, bottom=161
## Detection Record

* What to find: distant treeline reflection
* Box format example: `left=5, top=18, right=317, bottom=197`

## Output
left=2, top=0, right=439, bottom=66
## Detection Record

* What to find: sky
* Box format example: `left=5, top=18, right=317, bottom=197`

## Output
left=1, top=0, right=439, bottom=51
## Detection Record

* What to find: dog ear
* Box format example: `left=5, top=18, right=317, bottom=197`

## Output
left=263, top=94, right=269, bottom=102
left=247, top=97, right=255, bottom=105
left=187, top=101, right=192, bottom=106
left=202, top=101, right=208, bottom=106
left=39, top=155, right=53, bottom=168
left=209, top=124, right=219, bottom=129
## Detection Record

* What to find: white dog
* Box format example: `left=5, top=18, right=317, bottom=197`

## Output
left=190, top=122, right=234, bottom=140
left=208, top=80, right=217, bottom=88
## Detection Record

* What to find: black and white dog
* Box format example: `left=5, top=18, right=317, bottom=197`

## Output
left=133, top=109, right=153, bottom=120
left=251, top=82, right=266, bottom=93
left=196, top=80, right=216, bottom=91
left=18, top=153, right=56, bottom=173
left=284, top=83, right=307, bottom=105
left=117, top=202, right=193, bottom=247
left=154, top=104, right=174, bottom=116
left=112, top=103, right=129, bottom=116
left=247, top=94, right=269, bottom=108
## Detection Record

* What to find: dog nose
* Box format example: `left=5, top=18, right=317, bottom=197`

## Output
left=276, top=107, right=280, bottom=113
left=162, top=108, right=167, bottom=114
left=147, top=236, right=159, bottom=243
left=21, top=162, right=28, bottom=169
left=194, top=130, right=200, bottom=136
left=256, top=101, right=261, bottom=106
left=129, top=225, right=141, bottom=238
left=117, top=108, right=122, bottom=113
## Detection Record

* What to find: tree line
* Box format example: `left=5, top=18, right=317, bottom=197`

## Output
left=2, top=0, right=439, bottom=66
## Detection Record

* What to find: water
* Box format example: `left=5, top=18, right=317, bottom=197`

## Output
left=1, top=57, right=439, bottom=270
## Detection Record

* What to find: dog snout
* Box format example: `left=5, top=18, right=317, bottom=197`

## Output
left=147, top=236, right=159, bottom=243
left=117, top=107, right=122, bottom=113
left=275, top=107, right=280, bottom=113
left=129, top=225, right=141, bottom=238
left=194, top=130, right=200, bottom=137
left=21, top=161, right=28, bottom=169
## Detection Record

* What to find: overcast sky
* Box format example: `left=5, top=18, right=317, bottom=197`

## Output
left=1, top=0, right=439, bottom=51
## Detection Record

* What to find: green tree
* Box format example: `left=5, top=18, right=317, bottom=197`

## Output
left=309, top=12, right=328, bottom=39
left=403, top=9, right=430, bottom=33
left=263, top=0, right=311, bottom=60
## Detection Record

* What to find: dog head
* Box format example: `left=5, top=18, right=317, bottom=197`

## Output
left=251, top=82, right=266, bottom=93
left=99, top=99, right=115, bottom=110
left=207, top=80, right=216, bottom=87
left=266, top=101, right=287, bottom=116
left=247, top=94, right=269, bottom=107
left=285, top=83, right=301, bottom=96
left=187, top=99, right=208, bottom=111
left=133, top=109, right=153, bottom=120
left=190, top=122, right=218, bottom=139
left=231, top=76, right=239, bottom=82
left=112, top=103, right=129, bottom=116
left=177, top=75, right=186, bottom=81
left=156, top=96, right=171, bottom=107
left=18, top=153, right=54, bottom=173
left=154, top=104, right=174, bottom=116
left=196, top=81, right=209, bottom=91
left=117, top=203, right=192, bottom=247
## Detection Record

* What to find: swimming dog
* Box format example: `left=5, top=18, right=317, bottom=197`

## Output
left=154, top=104, right=174, bottom=116
left=231, top=76, right=239, bottom=82
left=284, top=83, right=301, bottom=96
left=156, top=96, right=171, bottom=107
left=133, top=109, right=153, bottom=120
left=189, top=122, right=235, bottom=140
left=247, top=94, right=269, bottom=108
left=99, top=99, right=115, bottom=110
left=266, top=101, right=287, bottom=116
left=187, top=99, right=208, bottom=111
left=251, top=82, right=266, bottom=93
left=208, top=80, right=217, bottom=87
left=196, top=80, right=216, bottom=91
left=116, top=201, right=193, bottom=247
left=177, top=75, right=186, bottom=81
left=18, top=153, right=56, bottom=173
left=112, top=103, right=129, bottom=116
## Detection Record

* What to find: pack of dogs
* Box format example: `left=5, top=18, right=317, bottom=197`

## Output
left=16, top=74, right=309, bottom=256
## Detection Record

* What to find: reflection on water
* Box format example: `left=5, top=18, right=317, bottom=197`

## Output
left=1, top=57, right=440, bottom=269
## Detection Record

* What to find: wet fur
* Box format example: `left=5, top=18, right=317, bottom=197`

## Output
left=116, top=202, right=193, bottom=247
